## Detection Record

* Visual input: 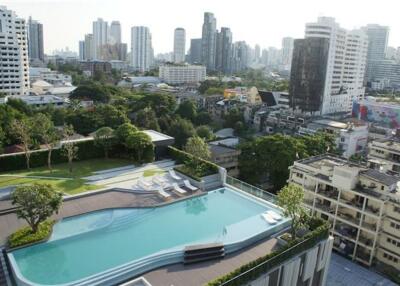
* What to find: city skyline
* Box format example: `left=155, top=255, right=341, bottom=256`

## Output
left=4, top=0, right=400, bottom=54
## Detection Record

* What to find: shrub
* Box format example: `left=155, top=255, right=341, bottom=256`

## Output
left=8, top=220, right=55, bottom=248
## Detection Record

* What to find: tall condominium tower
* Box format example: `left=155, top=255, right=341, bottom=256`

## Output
left=201, top=12, right=217, bottom=70
left=92, top=18, right=108, bottom=59
left=84, top=33, right=94, bottom=60
left=189, top=38, right=202, bottom=64
left=131, top=26, right=154, bottom=72
left=362, top=24, right=389, bottom=83
left=0, top=6, right=29, bottom=96
left=254, top=44, right=261, bottom=63
left=281, top=37, right=294, bottom=70
left=79, top=40, right=85, bottom=60
left=173, top=28, right=186, bottom=63
left=215, top=27, right=232, bottom=73
left=290, top=17, right=368, bottom=115
left=27, top=16, right=44, bottom=62
left=110, top=21, right=121, bottom=44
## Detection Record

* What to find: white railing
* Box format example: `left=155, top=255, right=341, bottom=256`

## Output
left=225, top=176, right=277, bottom=203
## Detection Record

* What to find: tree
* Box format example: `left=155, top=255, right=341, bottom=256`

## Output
left=194, top=111, right=212, bottom=126
left=125, top=131, right=154, bottom=163
left=61, top=124, right=79, bottom=173
left=115, top=123, right=138, bottom=145
left=95, top=104, right=129, bottom=129
left=277, top=184, right=305, bottom=240
left=184, top=136, right=211, bottom=160
left=69, top=83, right=111, bottom=103
left=196, top=125, right=214, bottom=141
left=11, top=183, right=62, bottom=233
left=135, top=107, right=160, bottom=131
left=167, top=117, right=195, bottom=148
left=11, top=118, right=34, bottom=169
left=224, top=108, right=245, bottom=129
left=94, top=127, right=114, bottom=159
left=33, top=114, right=61, bottom=172
left=175, top=100, right=197, bottom=122
left=0, top=126, right=5, bottom=154
left=301, top=132, right=337, bottom=156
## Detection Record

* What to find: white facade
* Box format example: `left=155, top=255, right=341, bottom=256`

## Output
left=131, top=26, right=154, bottom=72
left=0, top=6, right=29, bottom=96
left=92, top=18, right=108, bottom=60
left=109, top=21, right=121, bottom=44
left=159, top=65, right=206, bottom=84
left=84, top=33, right=94, bottom=60
left=305, top=17, right=368, bottom=115
left=173, top=28, right=186, bottom=63
left=281, top=37, right=294, bottom=70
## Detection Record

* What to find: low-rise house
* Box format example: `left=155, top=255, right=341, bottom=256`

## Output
left=209, top=140, right=241, bottom=177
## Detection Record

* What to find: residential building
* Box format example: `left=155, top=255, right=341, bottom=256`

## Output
left=100, top=43, right=127, bottom=61
left=109, top=21, right=121, bottom=44
left=201, top=12, right=217, bottom=71
left=80, top=61, right=111, bottom=76
left=84, top=33, right=94, bottom=60
left=281, top=37, right=294, bottom=70
left=189, top=38, right=202, bottom=64
left=159, top=64, right=206, bottom=85
left=79, top=40, right=85, bottom=60
left=27, top=17, right=44, bottom=62
left=29, top=67, right=72, bottom=85
left=0, top=6, right=29, bottom=96
left=362, top=24, right=389, bottom=83
left=289, top=154, right=400, bottom=273
left=254, top=44, right=261, bottom=63
left=92, top=18, right=108, bottom=60
left=290, top=17, right=368, bottom=115
left=368, top=59, right=400, bottom=89
left=368, top=137, right=400, bottom=175
left=173, top=28, right=186, bottom=63
left=216, top=27, right=232, bottom=74
left=231, top=41, right=250, bottom=72
left=208, top=142, right=241, bottom=176
left=131, top=26, right=154, bottom=72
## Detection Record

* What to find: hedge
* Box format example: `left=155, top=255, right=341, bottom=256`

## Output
left=168, top=146, right=219, bottom=179
left=207, top=218, right=330, bottom=286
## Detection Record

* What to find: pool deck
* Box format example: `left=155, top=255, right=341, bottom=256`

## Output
left=142, top=237, right=280, bottom=286
left=0, top=189, right=202, bottom=246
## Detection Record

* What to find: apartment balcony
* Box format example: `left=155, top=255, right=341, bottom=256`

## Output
left=358, top=234, right=374, bottom=248
left=339, top=197, right=363, bottom=211
left=337, top=213, right=360, bottom=226
left=335, top=223, right=358, bottom=241
left=314, top=200, right=335, bottom=214
left=303, top=198, right=314, bottom=207
left=355, top=249, right=372, bottom=265
left=365, top=205, right=380, bottom=216
left=361, top=220, right=378, bottom=232
left=317, top=188, right=339, bottom=200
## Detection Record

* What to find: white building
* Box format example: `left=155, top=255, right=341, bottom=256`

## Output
left=109, top=21, right=121, bottom=44
left=0, top=6, right=29, bottom=96
left=281, top=37, right=294, bottom=70
left=27, top=17, right=44, bottom=63
left=159, top=64, right=206, bottom=85
left=131, top=26, right=154, bottom=72
left=92, top=18, right=108, bottom=60
left=29, top=67, right=72, bottom=86
left=84, top=34, right=94, bottom=60
left=305, top=17, right=368, bottom=115
left=173, top=28, right=186, bottom=63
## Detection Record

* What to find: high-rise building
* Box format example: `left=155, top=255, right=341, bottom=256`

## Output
left=92, top=18, right=108, bottom=60
left=254, top=44, right=261, bottom=63
left=362, top=24, right=389, bottom=83
left=281, top=37, right=294, bottom=70
left=79, top=40, right=85, bottom=60
left=189, top=38, right=202, bottom=64
left=27, top=17, right=44, bottom=62
left=201, top=12, right=217, bottom=71
left=0, top=6, right=29, bottom=96
left=290, top=17, right=368, bottom=115
left=231, top=41, right=250, bottom=73
left=215, top=27, right=232, bottom=73
left=131, top=26, right=154, bottom=72
left=84, top=33, right=94, bottom=60
left=110, top=21, right=121, bottom=44
left=173, top=28, right=186, bottom=63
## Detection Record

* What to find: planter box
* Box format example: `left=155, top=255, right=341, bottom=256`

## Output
left=174, top=169, right=222, bottom=191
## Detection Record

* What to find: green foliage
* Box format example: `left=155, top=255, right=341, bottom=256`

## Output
left=11, top=183, right=62, bottom=233
left=11, top=118, right=36, bottom=169
left=277, top=184, right=306, bottom=239
left=300, top=132, right=337, bottom=156
left=224, top=108, right=245, bottom=130
left=6, top=98, right=32, bottom=115
left=8, top=220, right=55, bottom=248
left=167, top=117, right=196, bottom=148
left=205, top=87, right=224, bottom=95
left=115, top=123, right=138, bottom=145
left=94, top=127, right=115, bottom=159
left=349, top=153, right=363, bottom=163
left=175, top=100, right=197, bottom=121
left=129, top=93, right=176, bottom=114
left=70, top=83, right=114, bottom=103
left=184, top=136, right=211, bottom=160
left=194, top=111, right=212, bottom=126
left=207, top=218, right=329, bottom=286
left=125, top=131, right=154, bottom=163
left=134, top=107, right=160, bottom=131
left=196, top=125, right=214, bottom=141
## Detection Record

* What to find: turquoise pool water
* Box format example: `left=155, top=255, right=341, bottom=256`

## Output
left=9, top=188, right=288, bottom=285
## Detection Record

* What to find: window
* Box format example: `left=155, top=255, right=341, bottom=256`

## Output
left=383, top=252, right=399, bottom=263
left=390, top=221, right=400, bottom=230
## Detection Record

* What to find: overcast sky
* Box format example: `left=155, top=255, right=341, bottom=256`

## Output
left=3, top=0, right=400, bottom=54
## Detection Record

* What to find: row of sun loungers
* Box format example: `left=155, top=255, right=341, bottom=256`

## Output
left=134, top=170, right=198, bottom=199
left=261, top=210, right=283, bottom=224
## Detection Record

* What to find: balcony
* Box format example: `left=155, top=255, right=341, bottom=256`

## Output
left=317, top=188, right=339, bottom=200
left=358, top=234, right=374, bottom=248
left=361, top=220, right=377, bottom=232
left=365, top=205, right=380, bottom=216
left=335, top=223, right=358, bottom=240
left=337, top=213, right=360, bottom=226
left=339, top=197, right=363, bottom=211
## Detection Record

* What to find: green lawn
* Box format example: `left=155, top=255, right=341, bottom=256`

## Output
left=143, top=168, right=165, bottom=177
left=0, top=158, right=133, bottom=195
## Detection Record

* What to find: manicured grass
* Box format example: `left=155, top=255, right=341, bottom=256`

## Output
left=8, top=220, right=55, bottom=248
left=0, top=158, right=132, bottom=195
left=143, top=168, right=165, bottom=177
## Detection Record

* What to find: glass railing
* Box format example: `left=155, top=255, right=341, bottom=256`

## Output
left=225, top=176, right=277, bottom=203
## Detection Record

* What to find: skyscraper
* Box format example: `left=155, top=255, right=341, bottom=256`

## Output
left=110, top=21, right=122, bottom=44
left=0, top=6, right=29, bottom=96
left=290, top=17, right=368, bottom=115
left=215, top=27, right=232, bottom=73
left=281, top=37, right=294, bottom=70
left=131, top=26, right=154, bottom=72
left=84, top=33, right=94, bottom=60
left=189, top=38, right=202, bottom=64
left=79, top=40, right=85, bottom=60
left=254, top=44, right=261, bottom=63
left=201, top=12, right=217, bottom=70
left=173, top=28, right=186, bottom=63
left=362, top=24, right=389, bottom=83
left=92, top=18, right=108, bottom=60
left=27, top=17, right=44, bottom=62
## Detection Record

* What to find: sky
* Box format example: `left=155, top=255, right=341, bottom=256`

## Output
left=3, top=0, right=400, bottom=55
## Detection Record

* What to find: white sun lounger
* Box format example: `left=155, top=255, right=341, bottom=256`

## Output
left=261, top=213, right=277, bottom=224
left=156, top=186, right=171, bottom=199
left=172, top=183, right=187, bottom=195
left=169, top=170, right=182, bottom=181
left=137, top=180, right=152, bottom=191
left=266, top=210, right=282, bottom=221
left=183, top=180, right=198, bottom=191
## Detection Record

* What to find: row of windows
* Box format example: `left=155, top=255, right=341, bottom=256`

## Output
left=383, top=252, right=399, bottom=263
left=390, top=221, right=400, bottom=230
left=386, top=237, right=400, bottom=248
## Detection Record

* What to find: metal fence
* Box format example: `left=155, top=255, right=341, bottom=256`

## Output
left=225, top=176, right=277, bottom=204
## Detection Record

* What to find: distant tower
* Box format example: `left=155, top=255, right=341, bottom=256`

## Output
left=281, top=37, right=294, bottom=70
left=131, top=26, right=154, bottom=72
left=84, top=34, right=94, bottom=60
left=110, top=21, right=122, bottom=44
left=27, top=16, right=44, bottom=62
left=173, top=28, right=186, bottom=63
left=92, top=18, right=108, bottom=60
left=216, top=27, right=232, bottom=73
left=189, top=39, right=202, bottom=64
left=201, top=12, right=217, bottom=70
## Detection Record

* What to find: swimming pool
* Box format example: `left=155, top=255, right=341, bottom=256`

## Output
left=8, top=187, right=290, bottom=286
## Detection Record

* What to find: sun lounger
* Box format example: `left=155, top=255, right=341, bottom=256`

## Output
left=261, top=213, right=277, bottom=224
left=169, top=170, right=182, bottom=181
left=172, top=183, right=187, bottom=195
left=156, top=186, right=171, bottom=199
left=266, top=210, right=282, bottom=221
left=183, top=180, right=198, bottom=191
